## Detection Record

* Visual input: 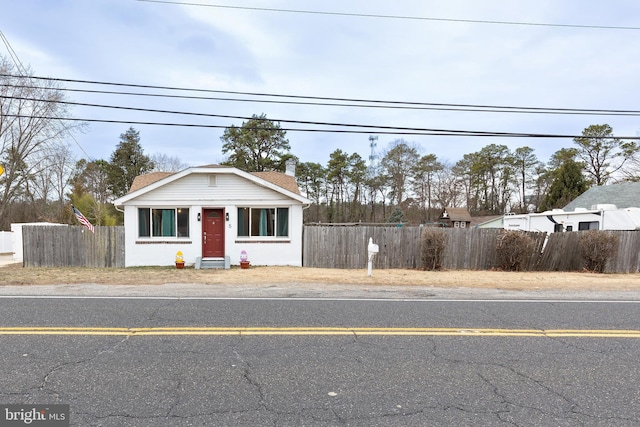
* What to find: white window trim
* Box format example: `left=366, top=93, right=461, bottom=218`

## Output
left=136, top=207, right=191, bottom=240
left=236, top=206, right=291, bottom=241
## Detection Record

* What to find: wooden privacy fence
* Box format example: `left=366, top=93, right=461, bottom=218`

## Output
left=542, top=230, right=640, bottom=273
left=23, top=226, right=125, bottom=268
left=303, top=225, right=423, bottom=270
left=18, top=224, right=640, bottom=272
left=303, top=226, right=640, bottom=273
left=302, top=226, right=514, bottom=270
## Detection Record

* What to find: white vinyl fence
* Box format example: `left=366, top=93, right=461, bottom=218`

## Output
left=0, top=231, right=12, bottom=254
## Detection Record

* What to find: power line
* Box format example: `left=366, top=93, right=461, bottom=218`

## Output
left=8, top=94, right=640, bottom=139
left=4, top=75, right=640, bottom=143
left=0, top=31, right=27, bottom=74
left=5, top=113, right=640, bottom=140
left=0, top=34, right=94, bottom=161
left=135, top=0, right=640, bottom=31
left=4, top=82, right=640, bottom=117
left=3, top=74, right=640, bottom=117
left=0, top=94, right=543, bottom=135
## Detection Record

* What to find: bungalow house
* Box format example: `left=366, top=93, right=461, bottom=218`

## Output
left=438, top=207, right=472, bottom=228
left=113, top=164, right=310, bottom=268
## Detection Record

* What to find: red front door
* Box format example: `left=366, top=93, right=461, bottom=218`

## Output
left=202, top=209, right=225, bottom=258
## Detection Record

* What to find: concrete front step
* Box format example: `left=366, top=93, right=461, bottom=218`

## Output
left=195, top=256, right=230, bottom=270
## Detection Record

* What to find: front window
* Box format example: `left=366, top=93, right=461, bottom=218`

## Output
left=177, top=208, right=189, bottom=237
left=138, top=208, right=189, bottom=238
left=237, top=207, right=289, bottom=237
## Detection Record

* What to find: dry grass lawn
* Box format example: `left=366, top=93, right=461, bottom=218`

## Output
left=1, top=263, right=639, bottom=291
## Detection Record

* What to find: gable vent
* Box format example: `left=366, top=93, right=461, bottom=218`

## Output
left=208, top=175, right=217, bottom=187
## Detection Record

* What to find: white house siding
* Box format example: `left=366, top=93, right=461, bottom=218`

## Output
left=123, top=204, right=304, bottom=267
left=132, top=173, right=286, bottom=203
left=121, top=172, right=306, bottom=267
left=230, top=204, right=305, bottom=266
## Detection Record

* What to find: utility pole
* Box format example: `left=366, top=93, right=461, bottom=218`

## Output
left=367, top=135, right=380, bottom=222
left=368, top=135, right=378, bottom=170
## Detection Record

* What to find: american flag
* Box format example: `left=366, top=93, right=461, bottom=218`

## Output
left=72, top=205, right=95, bottom=233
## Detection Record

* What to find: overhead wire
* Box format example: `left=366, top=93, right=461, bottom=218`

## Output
left=0, top=94, right=533, bottom=135
left=0, top=34, right=94, bottom=160
left=134, top=0, right=640, bottom=31
left=0, top=31, right=27, bottom=73
left=2, top=74, right=640, bottom=117
left=2, top=113, right=591, bottom=138
left=3, top=93, right=640, bottom=140
left=2, top=73, right=640, bottom=140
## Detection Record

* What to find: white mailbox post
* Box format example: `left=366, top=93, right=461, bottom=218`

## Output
left=367, top=237, right=379, bottom=277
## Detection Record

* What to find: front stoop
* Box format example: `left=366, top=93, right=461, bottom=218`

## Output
left=195, top=256, right=230, bottom=270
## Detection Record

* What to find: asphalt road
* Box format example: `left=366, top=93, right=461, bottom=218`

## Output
left=2, top=297, right=640, bottom=426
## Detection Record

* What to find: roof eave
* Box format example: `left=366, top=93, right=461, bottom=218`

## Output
left=113, top=167, right=310, bottom=206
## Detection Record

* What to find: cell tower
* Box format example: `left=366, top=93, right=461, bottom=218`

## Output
left=368, top=135, right=379, bottom=170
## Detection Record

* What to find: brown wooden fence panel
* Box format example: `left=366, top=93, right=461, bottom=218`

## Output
left=23, top=226, right=125, bottom=268
left=303, top=226, right=640, bottom=273
left=536, top=232, right=581, bottom=271
left=443, top=228, right=503, bottom=270
left=606, top=231, right=640, bottom=273
left=302, top=225, right=422, bottom=269
left=537, top=230, right=640, bottom=273
left=304, top=226, right=510, bottom=270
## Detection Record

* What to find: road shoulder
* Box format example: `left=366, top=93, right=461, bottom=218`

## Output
left=1, top=282, right=639, bottom=300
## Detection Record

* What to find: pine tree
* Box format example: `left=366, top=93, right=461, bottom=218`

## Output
left=107, top=127, right=154, bottom=198
left=220, top=114, right=292, bottom=172
left=539, top=159, right=589, bottom=211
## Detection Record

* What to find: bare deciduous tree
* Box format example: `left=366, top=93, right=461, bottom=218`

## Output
left=26, top=143, right=76, bottom=222
left=149, top=152, right=189, bottom=173
left=0, top=56, right=81, bottom=229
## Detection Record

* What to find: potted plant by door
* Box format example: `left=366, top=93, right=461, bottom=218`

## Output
left=239, top=250, right=250, bottom=269
left=175, top=251, right=185, bottom=269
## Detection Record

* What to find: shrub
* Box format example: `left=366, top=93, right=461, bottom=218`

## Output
left=579, top=230, right=619, bottom=273
left=495, top=230, right=537, bottom=271
left=420, top=227, right=447, bottom=270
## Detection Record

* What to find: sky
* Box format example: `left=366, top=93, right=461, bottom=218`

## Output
left=2, top=0, right=640, bottom=170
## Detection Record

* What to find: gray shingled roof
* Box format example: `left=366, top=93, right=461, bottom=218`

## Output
left=563, top=182, right=640, bottom=211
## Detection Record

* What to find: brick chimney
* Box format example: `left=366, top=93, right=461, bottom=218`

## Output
left=285, top=159, right=296, bottom=177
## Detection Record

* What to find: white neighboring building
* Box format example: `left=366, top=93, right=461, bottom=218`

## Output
left=0, top=231, right=12, bottom=254
left=113, top=165, right=310, bottom=267
left=503, top=205, right=640, bottom=233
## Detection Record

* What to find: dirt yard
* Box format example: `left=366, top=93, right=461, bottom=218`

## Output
left=1, top=263, right=639, bottom=291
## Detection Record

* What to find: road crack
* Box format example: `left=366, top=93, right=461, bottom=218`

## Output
left=234, top=351, right=275, bottom=419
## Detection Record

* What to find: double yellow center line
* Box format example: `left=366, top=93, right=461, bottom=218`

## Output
left=1, top=327, right=640, bottom=338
